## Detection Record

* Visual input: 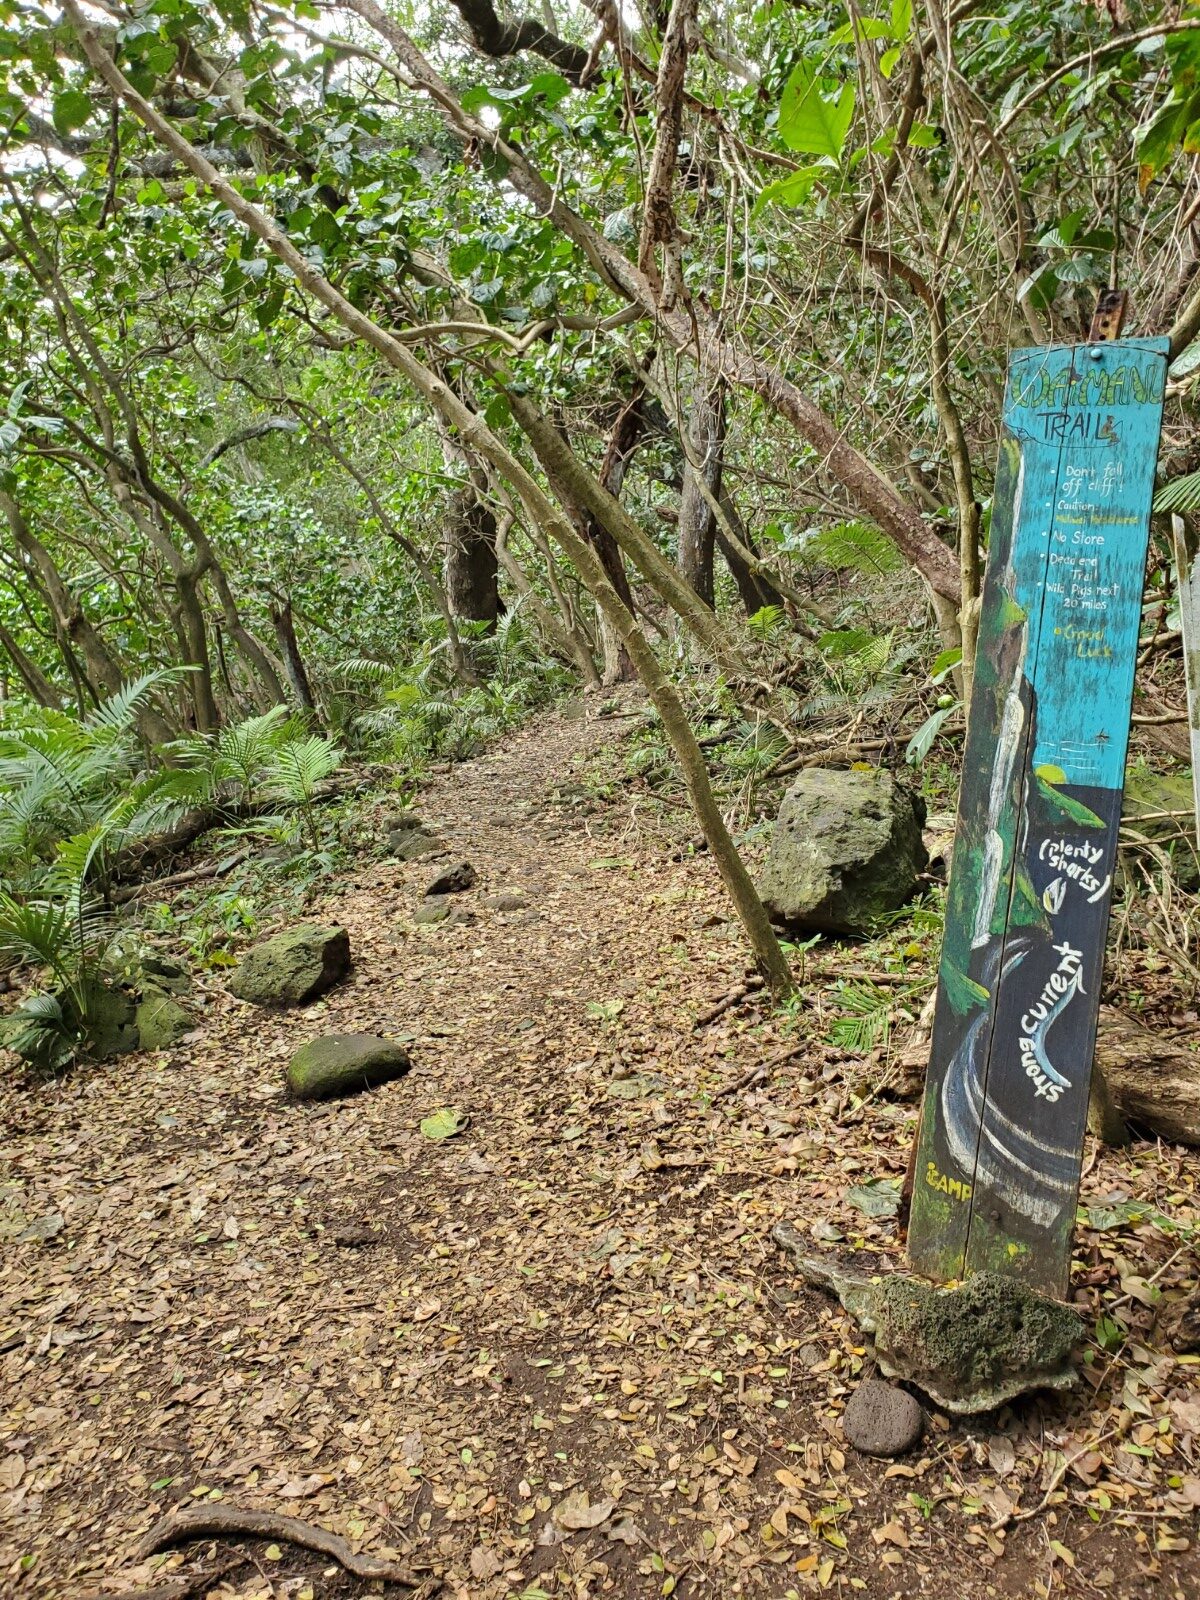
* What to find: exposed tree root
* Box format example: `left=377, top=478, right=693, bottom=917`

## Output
left=135, top=1504, right=431, bottom=1588
left=693, top=973, right=765, bottom=1028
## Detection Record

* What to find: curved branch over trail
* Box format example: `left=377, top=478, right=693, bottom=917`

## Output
left=343, top=0, right=961, bottom=607
left=447, top=0, right=591, bottom=78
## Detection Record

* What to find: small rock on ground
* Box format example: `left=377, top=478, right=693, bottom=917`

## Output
left=482, top=892, right=526, bottom=911
left=229, top=924, right=351, bottom=1007
left=413, top=897, right=451, bottom=925
left=842, top=1379, right=924, bottom=1458
left=425, top=859, right=476, bottom=895
left=287, top=1033, right=412, bottom=1100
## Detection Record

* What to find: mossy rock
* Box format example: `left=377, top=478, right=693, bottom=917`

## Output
left=229, top=924, right=351, bottom=1008
left=758, top=767, right=928, bottom=934
left=136, top=986, right=193, bottom=1051
left=76, top=978, right=140, bottom=1060
left=775, top=1227, right=1084, bottom=1413
left=1123, top=767, right=1198, bottom=888
left=287, top=1033, right=412, bottom=1101
left=138, top=954, right=191, bottom=995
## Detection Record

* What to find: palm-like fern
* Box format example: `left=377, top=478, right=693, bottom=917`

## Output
left=267, top=734, right=344, bottom=849
left=0, top=675, right=344, bottom=1069
left=1154, top=473, right=1200, bottom=515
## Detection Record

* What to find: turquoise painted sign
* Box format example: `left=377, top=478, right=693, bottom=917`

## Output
left=907, top=337, right=1169, bottom=1297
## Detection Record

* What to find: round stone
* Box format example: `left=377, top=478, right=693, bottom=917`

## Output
left=842, top=1379, right=924, bottom=1458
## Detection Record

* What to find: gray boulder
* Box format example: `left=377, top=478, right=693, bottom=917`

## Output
left=758, top=767, right=927, bottom=933
left=287, top=1033, right=412, bottom=1100
left=384, top=814, right=443, bottom=862
left=392, top=830, right=440, bottom=862
left=229, top=924, right=351, bottom=1007
left=482, top=892, right=527, bottom=912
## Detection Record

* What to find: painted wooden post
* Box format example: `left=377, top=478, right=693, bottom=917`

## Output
left=1170, top=514, right=1200, bottom=852
left=908, top=337, right=1170, bottom=1298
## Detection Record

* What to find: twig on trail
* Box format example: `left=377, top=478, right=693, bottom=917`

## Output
left=806, top=966, right=932, bottom=988
left=711, top=1041, right=806, bottom=1100
left=989, top=1428, right=1119, bottom=1531
left=135, top=1503, right=430, bottom=1588
left=694, top=973, right=766, bottom=1027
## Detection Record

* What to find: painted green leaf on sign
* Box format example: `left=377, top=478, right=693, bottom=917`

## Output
left=1033, top=776, right=1105, bottom=829
left=778, top=65, right=855, bottom=159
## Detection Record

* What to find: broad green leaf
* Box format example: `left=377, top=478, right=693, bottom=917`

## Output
left=420, top=1107, right=469, bottom=1140
left=52, top=89, right=92, bottom=136
left=778, top=64, right=855, bottom=159
left=906, top=705, right=954, bottom=764
left=929, top=647, right=961, bottom=684
left=906, top=122, right=941, bottom=148
left=753, top=164, right=827, bottom=214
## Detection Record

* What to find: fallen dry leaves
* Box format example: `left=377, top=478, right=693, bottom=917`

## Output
left=0, top=703, right=1198, bottom=1599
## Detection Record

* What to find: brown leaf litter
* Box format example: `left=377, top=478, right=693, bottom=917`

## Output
left=1, top=700, right=1199, bottom=1599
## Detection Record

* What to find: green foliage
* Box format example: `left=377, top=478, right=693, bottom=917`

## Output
left=826, top=981, right=893, bottom=1054
left=801, top=523, right=903, bottom=577
left=351, top=611, right=568, bottom=775
left=0, top=677, right=344, bottom=1068
left=778, top=65, right=855, bottom=159
left=1153, top=470, right=1200, bottom=514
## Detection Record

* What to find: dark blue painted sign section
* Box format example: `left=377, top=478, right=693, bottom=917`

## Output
left=908, top=337, right=1169, bottom=1297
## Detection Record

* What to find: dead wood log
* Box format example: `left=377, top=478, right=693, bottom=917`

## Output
left=693, top=974, right=765, bottom=1028
left=1093, top=1005, right=1200, bottom=1146
left=894, top=1004, right=1200, bottom=1146
left=113, top=775, right=369, bottom=885
left=135, top=1503, right=428, bottom=1587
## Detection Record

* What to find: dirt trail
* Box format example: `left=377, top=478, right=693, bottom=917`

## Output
left=0, top=702, right=1195, bottom=1599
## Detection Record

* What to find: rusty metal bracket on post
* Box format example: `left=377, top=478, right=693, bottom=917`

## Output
left=1088, top=289, right=1129, bottom=343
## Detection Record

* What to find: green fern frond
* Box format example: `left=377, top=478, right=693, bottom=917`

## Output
left=1153, top=471, right=1200, bottom=515
left=81, top=666, right=190, bottom=742
left=267, top=735, right=343, bottom=805
left=827, top=982, right=893, bottom=1054
left=802, top=522, right=903, bottom=575
left=0, top=892, right=76, bottom=982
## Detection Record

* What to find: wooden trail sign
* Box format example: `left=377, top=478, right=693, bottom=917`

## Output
left=908, top=337, right=1169, bottom=1298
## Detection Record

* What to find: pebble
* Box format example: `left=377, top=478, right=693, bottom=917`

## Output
left=842, top=1379, right=923, bottom=1458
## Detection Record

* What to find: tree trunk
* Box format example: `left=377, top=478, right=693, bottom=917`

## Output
left=0, top=623, right=63, bottom=709
left=585, top=388, right=646, bottom=683
left=716, top=492, right=785, bottom=615
left=678, top=378, right=723, bottom=608
left=494, top=518, right=601, bottom=686
left=270, top=597, right=321, bottom=722
left=507, top=392, right=755, bottom=688
left=301, top=415, right=477, bottom=686
left=445, top=481, right=500, bottom=631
